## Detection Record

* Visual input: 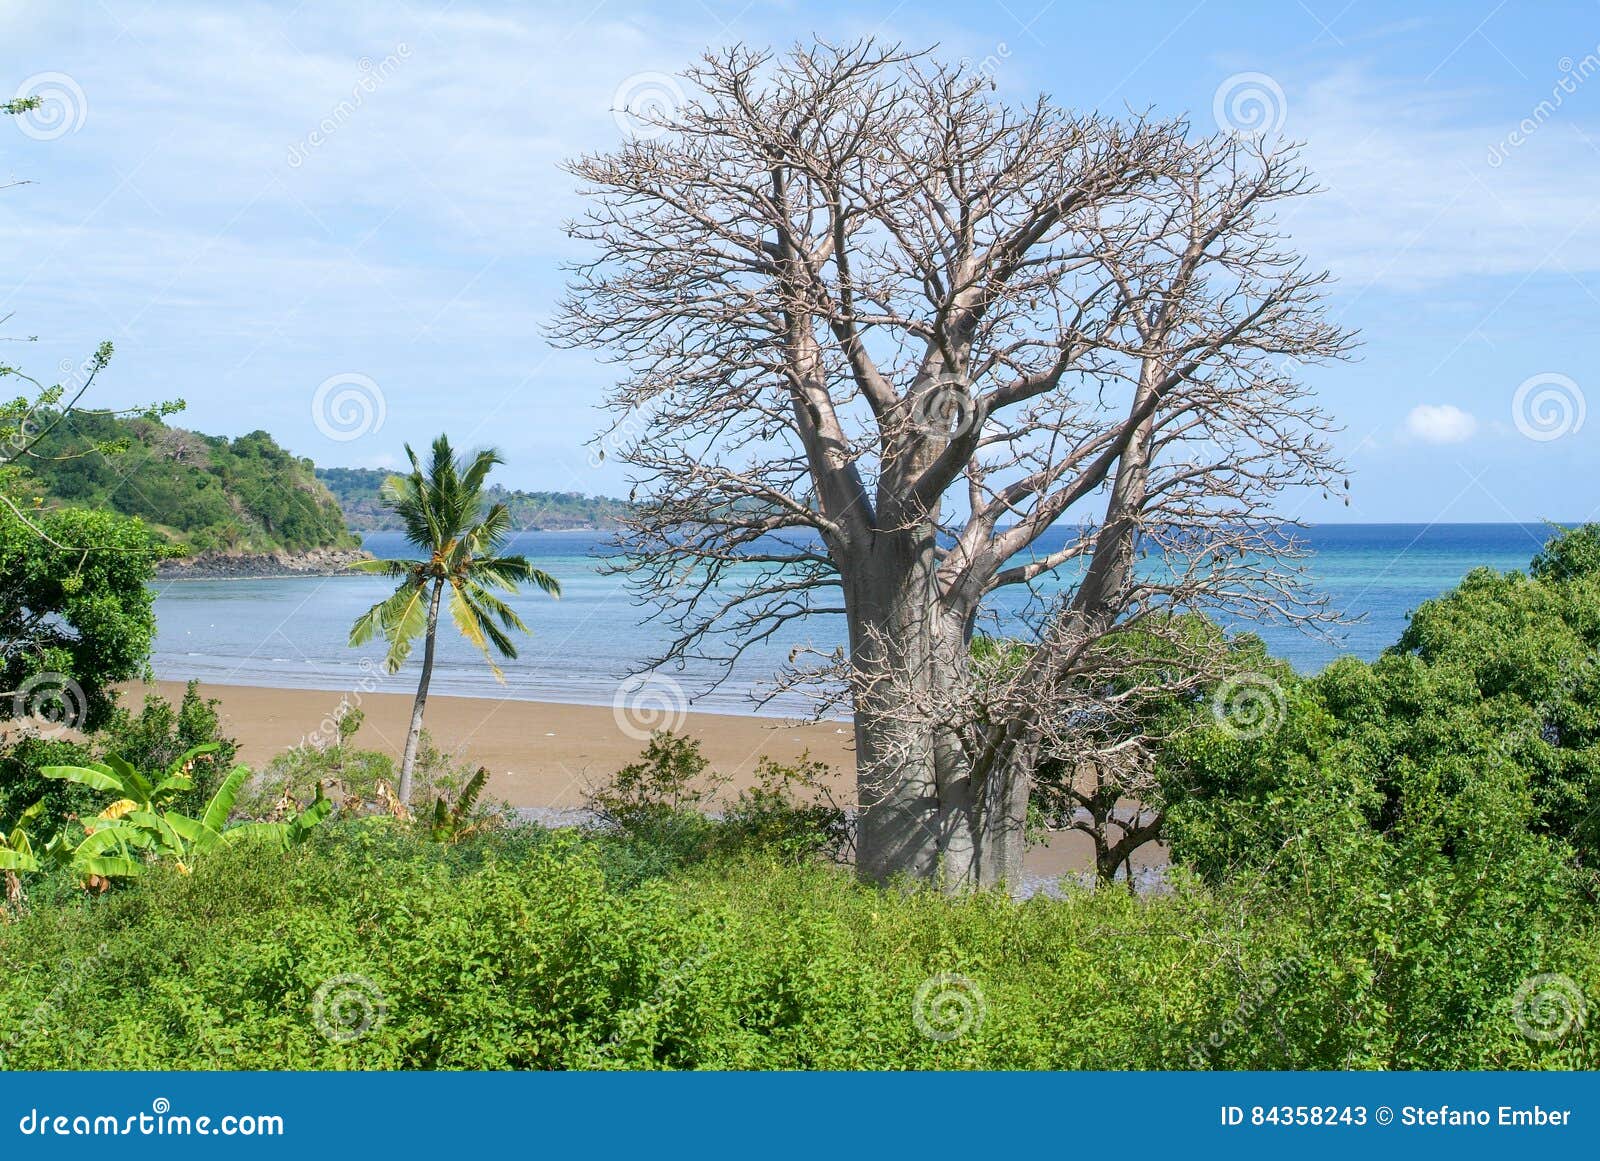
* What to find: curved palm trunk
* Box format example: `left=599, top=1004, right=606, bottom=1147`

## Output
left=397, top=578, right=444, bottom=806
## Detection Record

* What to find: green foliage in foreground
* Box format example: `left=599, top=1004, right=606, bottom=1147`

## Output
left=0, top=506, right=168, bottom=732
left=0, top=820, right=1592, bottom=1071
left=1, top=681, right=238, bottom=844
left=1167, top=522, right=1600, bottom=876
left=18, top=413, right=356, bottom=554
left=13, top=745, right=331, bottom=884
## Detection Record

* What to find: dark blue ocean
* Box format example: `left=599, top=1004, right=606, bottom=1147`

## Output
left=150, top=523, right=1561, bottom=716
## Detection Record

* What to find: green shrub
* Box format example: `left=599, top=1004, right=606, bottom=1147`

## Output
left=0, top=823, right=1591, bottom=1071
left=583, top=732, right=849, bottom=883
left=1, top=681, right=238, bottom=841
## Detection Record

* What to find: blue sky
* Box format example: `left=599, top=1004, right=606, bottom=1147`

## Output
left=2, top=0, right=1596, bottom=523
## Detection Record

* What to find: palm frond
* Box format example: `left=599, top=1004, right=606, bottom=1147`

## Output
left=469, top=554, right=561, bottom=597
left=350, top=433, right=558, bottom=684
left=349, top=557, right=424, bottom=577
left=462, top=579, right=531, bottom=637
left=350, top=577, right=431, bottom=672
left=447, top=580, right=516, bottom=678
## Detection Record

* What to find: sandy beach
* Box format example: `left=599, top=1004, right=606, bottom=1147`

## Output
left=131, top=680, right=855, bottom=808
left=125, top=680, right=1161, bottom=879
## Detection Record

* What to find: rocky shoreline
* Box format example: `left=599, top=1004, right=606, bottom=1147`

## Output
left=154, top=546, right=373, bottom=580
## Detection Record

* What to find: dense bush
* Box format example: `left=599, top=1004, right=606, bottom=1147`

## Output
left=0, top=681, right=237, bottom=838
left=6, top=532, right=1600, bottom=1072
left=1164, top=524, right=1600, bottom=878
left=1155, top=525, right=1600, bottom=1069
left=584, top=731, right=850, bottom=883
left=0, top=506, right=167, bottom=732
left=0, top=821, right=1591, bottom=1070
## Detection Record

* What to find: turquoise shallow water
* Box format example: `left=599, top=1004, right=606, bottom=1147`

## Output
left=149, top=523, right=1557, bottom=717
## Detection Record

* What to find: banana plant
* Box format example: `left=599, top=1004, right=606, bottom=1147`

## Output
left=0, top=800, right=47, bottom=875
left=42, top=743, right=223, bottom=815
left=38, top=745, right=332, bottom=882
left=428, top=766, right=490, bottom=844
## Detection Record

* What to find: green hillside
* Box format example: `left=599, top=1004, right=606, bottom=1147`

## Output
left=20, top=413, right=358, bottom=554
left=317, top=466, right=631, bottom=532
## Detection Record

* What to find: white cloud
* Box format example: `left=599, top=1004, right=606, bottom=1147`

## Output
left=1278, top=66, right=1600, bottom=291
left=1405, top=403, right=1479, bottom=444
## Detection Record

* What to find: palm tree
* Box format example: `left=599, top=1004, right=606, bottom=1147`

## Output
left=349, top=435, right=559, bottom=804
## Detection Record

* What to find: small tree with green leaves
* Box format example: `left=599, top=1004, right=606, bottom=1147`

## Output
left=349, top=436, right=559, bottom=804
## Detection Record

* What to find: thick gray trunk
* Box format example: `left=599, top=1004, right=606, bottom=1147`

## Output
left=397, top=579, right=443, bottom=807
left=847, top=531, right=1030, bottom=893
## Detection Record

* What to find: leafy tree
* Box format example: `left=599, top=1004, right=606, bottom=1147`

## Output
left=349, top=436, right=559, bottom=802
left=1020, top=619, right=1286, bottom=887
left=557, top=41, right=1351, bottom=889
left=319, top=466, right=630, bottom=532
left=1165, top=523, right=1600, bottom=877
left=0, top=506, right=169, bottom=733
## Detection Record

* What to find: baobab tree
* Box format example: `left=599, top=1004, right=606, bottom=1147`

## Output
left=557, top=41, right=1352, bottom=890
